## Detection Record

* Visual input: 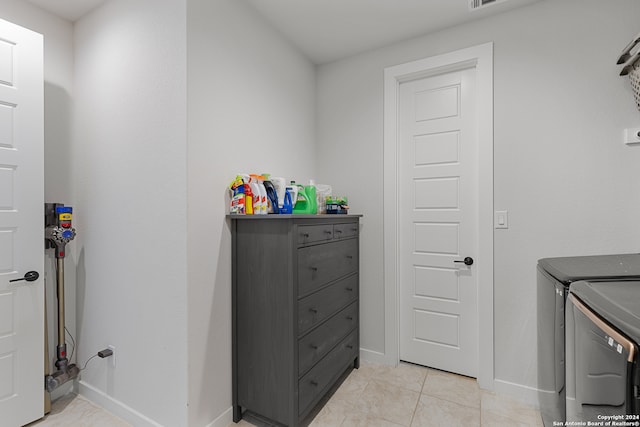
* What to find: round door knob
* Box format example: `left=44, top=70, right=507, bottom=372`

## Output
left=454, top=257, right=474, bottom=266
left=10, top=271, right=40, bottom=283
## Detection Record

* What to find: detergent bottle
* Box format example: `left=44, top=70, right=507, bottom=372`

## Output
left=270, top=176, right=287, bottom=209
left=293, top=183, right=315, bottom=214
left=286, top=181, right=299, bottom=208
left=305, top=180, right=318, bottom=215
left=261, top=174, right=279, bottom=214
left=280, top=188, right=293, bottom=214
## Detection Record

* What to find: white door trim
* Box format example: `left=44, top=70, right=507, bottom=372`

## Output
left=383, top=42, right=494, bottom=390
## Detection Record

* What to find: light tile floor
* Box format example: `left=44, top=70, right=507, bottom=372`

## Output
left=27, top=393, right=130, bottom=427
left=232, top=361, right=544, bottom=427
left=27, top=361, right=544, bottom=427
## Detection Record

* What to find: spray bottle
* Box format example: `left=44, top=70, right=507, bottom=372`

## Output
left=247, top=174, right=262, bottom=215
left=256, top=175, right=269, bottom=215
left=229, top=175, right=247, bottom=214
left=243, top=178, right=254, bottom=215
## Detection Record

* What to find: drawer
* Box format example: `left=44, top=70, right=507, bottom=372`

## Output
left=297, top=224, right=333, bottom=245
left=333, top=223, right=359, bottom=240
left=298, top=302, right=358, bottom=376
left=298, top=274, right=358, bottom=335
left=298, top=329, right=358, bottom=417
left=298, top=238, right=358, bottom=296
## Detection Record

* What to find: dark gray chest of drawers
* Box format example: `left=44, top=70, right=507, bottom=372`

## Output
left=230, top=215, right=361, bottom=426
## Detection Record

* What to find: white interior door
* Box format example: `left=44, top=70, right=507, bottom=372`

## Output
left=0, top=19, right=44, bottom=426
left=399, top=68, right=478, bottom=377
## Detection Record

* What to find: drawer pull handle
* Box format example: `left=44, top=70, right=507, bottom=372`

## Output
left=335, top=229, right=342, bottom=234
left=345, top=287, right=353, bottom=291
left=310, top=344, right=319, bottom=350
left=346, top=316, right=354, bottom=321
left=310, top=380, right=318, bottom=387
left=346, top=255, right=353, bottom=259
left=309, top=308, right=318, bottom=313
left=302, top=233, right=310, bottom=238
left=310, top=267, right=318, bottom=271
left=351, top=227, right=358, bottom=232
left=347, top=345, right=354, bottom=349
left=324, top=230, right=332, bottom=234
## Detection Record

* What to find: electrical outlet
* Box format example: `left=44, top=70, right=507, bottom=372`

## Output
left=624, top=127, right=640, bottom=145
left=108, top=345, right=116, bottom=367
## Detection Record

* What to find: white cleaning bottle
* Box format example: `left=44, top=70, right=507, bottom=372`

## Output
left=248, top=175, right=263, bottom=215
left=286, top=181, right=299, bottom=208
left=256, top=175, right=268, bottom=215
left=270, top=177, right=287, bottom=209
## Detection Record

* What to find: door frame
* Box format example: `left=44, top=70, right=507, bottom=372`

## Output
left=383, top=42, right=494, bottom=390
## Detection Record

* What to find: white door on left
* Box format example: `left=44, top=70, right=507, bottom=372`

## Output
left=0, top=19, right=44, bottom=427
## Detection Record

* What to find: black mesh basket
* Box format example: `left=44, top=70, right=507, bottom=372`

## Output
left=629, top=60, right=640, bottom=111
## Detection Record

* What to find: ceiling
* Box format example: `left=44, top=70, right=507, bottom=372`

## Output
left=244, top=0, right=542, bottom=64
left=25, top=0, right=107, bottom=22
left=25, top=0, right=542, bottom=64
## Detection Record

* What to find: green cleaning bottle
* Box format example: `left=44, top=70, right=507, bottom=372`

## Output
left=292, top=184, right=310, bottom=214
left=292, top=181, right=318, bottom=215
left=305, top=180, right=317, bottom=214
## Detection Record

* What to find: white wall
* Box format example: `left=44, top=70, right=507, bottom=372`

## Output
left=316, top=0, right=640, bottom=400
left=0, top=0, right=77, bottom=400
left=186, top=0, right=316, bottom=425
left=11, top=0, right=640, bottom=421
left=73, top=1, right=189, bottom=425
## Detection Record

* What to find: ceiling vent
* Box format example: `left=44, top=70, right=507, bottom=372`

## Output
left=469, top=0, right=507, bottom=11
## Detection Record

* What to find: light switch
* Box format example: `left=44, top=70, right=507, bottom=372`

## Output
left=495, top=210, right=508, bottom=229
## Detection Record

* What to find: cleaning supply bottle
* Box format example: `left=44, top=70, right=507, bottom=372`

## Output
left=306, top=180, right=318, bottom=215
left=292, top=188, right=310, bottom=214
left=258, top=175, right=271, bottom=215
left=247, top=175, right=260, bottom=214
left=280, top=188, right=293, bottom=214
left=244, top=181, right=253, bottom=215
left=262, top=174, right=279, bottom=214
left=270, top=176, right=286, bottom=209
left=256, top=175, right=269, bottom=215
left=239, top=174, right=254, bottom=215
left=286, top=181, right=299, bottom=208
left=293, top=182, right=318, bottom=214
left=229, top=176, right=246, bottom=214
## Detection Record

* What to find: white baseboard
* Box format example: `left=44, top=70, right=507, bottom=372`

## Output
left=206, top=406, right=233, bottom=427
left=78, top=380, right=164, bottom=427
left=359, top=347, right=395, bottom=366
left=493, top=378, right=540, bottom=409
left=359, top=348, right=539, bottom=410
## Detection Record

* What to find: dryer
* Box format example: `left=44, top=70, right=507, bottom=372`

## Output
left=537, top=254, right=640, bottom=426
left=566, top=280, right=640, bottom=421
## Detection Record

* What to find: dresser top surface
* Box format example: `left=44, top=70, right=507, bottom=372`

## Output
left=228, top=214, right=362, bottom=220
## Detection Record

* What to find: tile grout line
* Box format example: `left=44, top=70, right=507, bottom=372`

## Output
left=408, top=369, right=429, bottom=427
left=338, top=375, right=371, bottom=427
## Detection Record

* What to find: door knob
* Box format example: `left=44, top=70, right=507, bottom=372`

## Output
left=454, top=257, right=474, bottom=266
left=10, top=271, right=40, bottom=283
